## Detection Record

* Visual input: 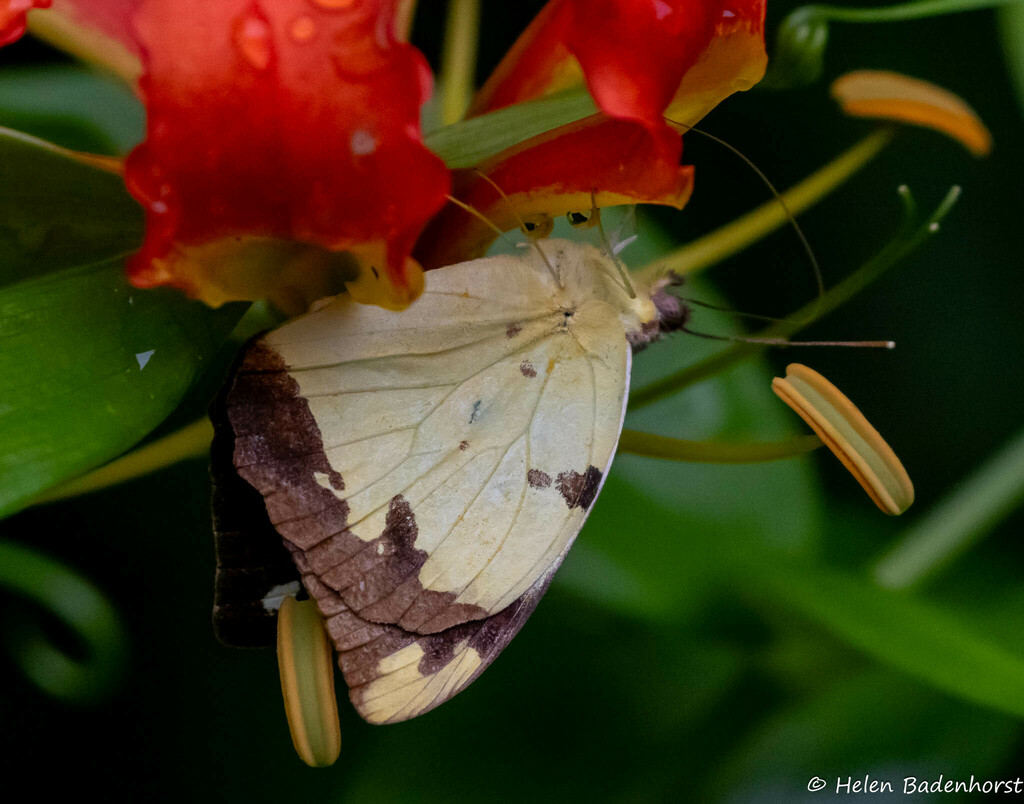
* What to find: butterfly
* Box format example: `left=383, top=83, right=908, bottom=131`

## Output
left=211, top=239, right=685, bottom=724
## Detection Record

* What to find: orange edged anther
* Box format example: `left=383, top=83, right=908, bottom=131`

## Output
left=277, top=596, right=341, bottom=768
left=831, top=70, right=992, bottom=157
left=772, top=363, right=914, bottom=515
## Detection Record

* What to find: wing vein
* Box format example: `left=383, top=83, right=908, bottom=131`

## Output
left=393, top=435, right=522, bottom=618
left=444, top=366, right=558, bottom=603
left=344, top=447, right=497, bottom=533
left=296, top=381, right=460, bottom=400
left=267, top=309, right=557, bottom=364
left=490, top=341, right=600, bottom=607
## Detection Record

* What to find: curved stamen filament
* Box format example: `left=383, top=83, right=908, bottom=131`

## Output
left=440, top=0, right=481, bottom=126
left=618, top=430, right=823, bottom=463
left=629, top=184, right=961, bottom=411
left=634, top=128, right=893, bottom=286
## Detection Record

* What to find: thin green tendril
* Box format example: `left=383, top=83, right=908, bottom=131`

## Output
left=764, top=0, right=1024, bottom=88
left=0, top=541, right=127, bottom=702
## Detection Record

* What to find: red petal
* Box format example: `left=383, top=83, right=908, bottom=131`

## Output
left=49, top=0, right=139, bottom=50
left=471, top=0, right=766, bottom=127
left=0, top=0, right=51, bottom=47
left=416, top=115, right=693, bottom=269
left=0, top=1, right=143, bottom=80
left=664, top=0, right=767, bottom=127
left=565, top=0, right=716, bottom=125
left=124, top=0, right=449, bottom=308
left=425, top=0, right=765, bottom=268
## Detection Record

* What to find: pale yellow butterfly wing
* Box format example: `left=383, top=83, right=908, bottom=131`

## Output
left=225, top=241, right=658, bottom=722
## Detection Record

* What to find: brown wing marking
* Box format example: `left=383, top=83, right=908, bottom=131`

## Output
left=301, top=571, right=552, bottom=724
left=226, top=342, right=490, bottom=634
left=225, top=338, right=605, bottom=718
left=210, top=372, right=301, bottom=648
left=555, top=465, right=603, bottom=510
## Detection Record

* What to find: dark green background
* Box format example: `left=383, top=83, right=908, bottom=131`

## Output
left=2, top=2, right=1023, bottom=801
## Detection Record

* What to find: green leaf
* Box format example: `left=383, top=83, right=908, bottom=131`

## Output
left=584, top=459, right=1024, bottom=720
left=873, top=424, right=1024, bottom=589
left=0, top=127, right=143, bottom=287
left=741, top=558, right=1024, bottom=720
left=425, top=89, right=597, bottom=169
left=0, top=65, right=144, bottom=154
left=0, top=258, right=245, bottom=518
left=712, top=670, right=1018, bottom=799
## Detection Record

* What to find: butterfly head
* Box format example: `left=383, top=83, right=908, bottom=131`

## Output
left=534, top=240, right=689, bottom=351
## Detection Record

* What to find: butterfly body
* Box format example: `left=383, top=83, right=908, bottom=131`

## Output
left=217, top=240, right=680, bottom=722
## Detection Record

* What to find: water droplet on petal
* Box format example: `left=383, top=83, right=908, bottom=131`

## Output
left=289, top=15, right=316, bottom=42
left=232, top=11, right=272, bottom=70
left=151, top=119, right=171, bottom=141
left=350, top=129, right=376, bottom=155
left=721, top=8, right=736, bottom=17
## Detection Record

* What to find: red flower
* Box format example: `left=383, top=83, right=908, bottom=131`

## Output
left=421, top=0, right=766, bottom=266
left=0, top=0, right=766, bottom=309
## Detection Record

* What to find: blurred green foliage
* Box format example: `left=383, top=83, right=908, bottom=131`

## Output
left=764, top=0, right=1024, bottom=88
left=1, top=2, right=1024, bottom=802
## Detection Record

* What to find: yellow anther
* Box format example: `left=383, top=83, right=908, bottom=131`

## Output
left=277, top=596, right=342, bottom=767
left=772, top=363, right=914, bottom=515
left=832, top=70, right=992, bottom=157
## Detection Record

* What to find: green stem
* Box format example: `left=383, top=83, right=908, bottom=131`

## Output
left=999, top=2, right=1024, bottom=115
left=440, top=0, right=481, bottom=126
left=635, top=129, right=894, bottom=285
left=396, top=0, right=419, bottom=41
left=872, top=427, right=1024, bottom=590
left=618, top=430, right=823, bottom=463
left=629, top=185, right=961, bottom=411
left=805, top=0, right=1022, bottom=24
left=0, top=541, right=126, bottom=701
left=764, top=0, right=1022, bottom=88
left=32, top=419, right=213, bottom=505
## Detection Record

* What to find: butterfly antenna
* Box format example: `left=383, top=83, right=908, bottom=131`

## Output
left=444, top=194, right=520, bottom=250
left=472, top=169, right=563, bottom=287
left=679, top=324, right=894, bottom=349
left=682, top=296, right=784, bottom=324
left=591, top=190, right=636, bottom=299
left=664, top=116, right=824, bottom=322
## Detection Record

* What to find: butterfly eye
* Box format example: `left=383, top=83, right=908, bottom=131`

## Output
left=566, top=209, right=598, bottom=229
left=522, top=215, right=554, bottom=239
